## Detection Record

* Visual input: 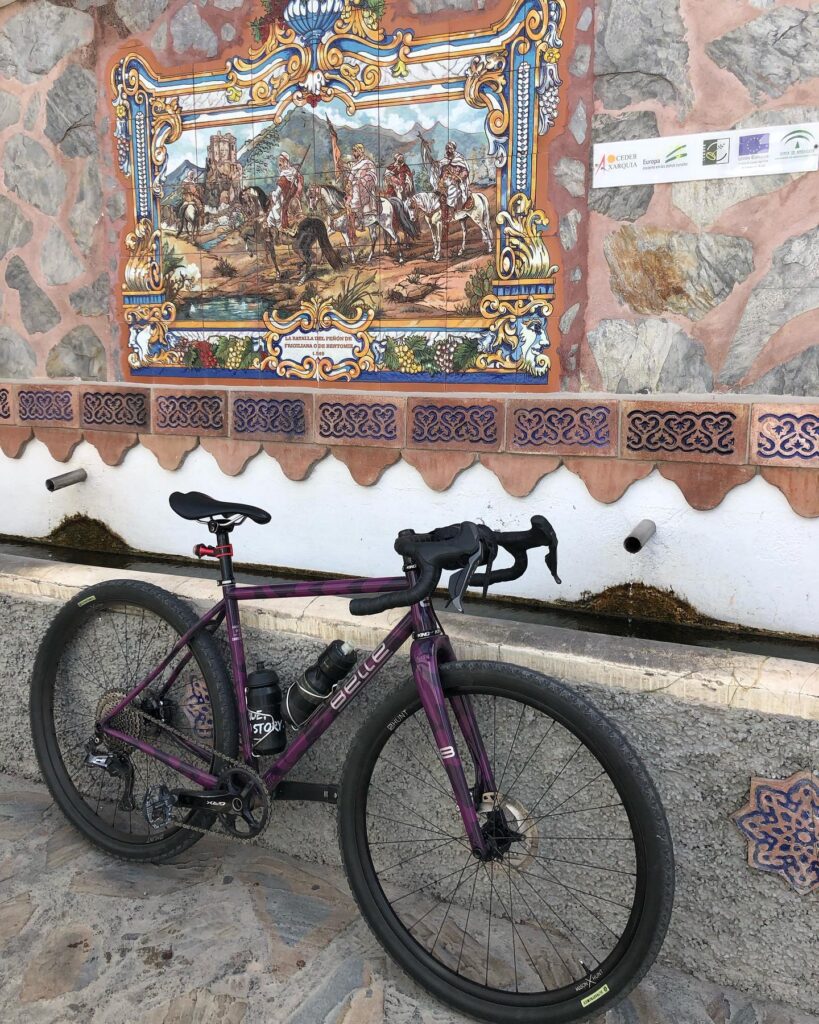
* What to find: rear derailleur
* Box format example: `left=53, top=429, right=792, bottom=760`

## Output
left=83, top=743, right=137, bottom=812
left=142, top=766, right=270, bottom=839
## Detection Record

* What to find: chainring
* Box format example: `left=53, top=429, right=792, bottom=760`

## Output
left=217, top=766, right=271, bottom=839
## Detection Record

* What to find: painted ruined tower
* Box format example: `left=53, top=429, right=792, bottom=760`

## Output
left=204, top=131, right=243, bottom=208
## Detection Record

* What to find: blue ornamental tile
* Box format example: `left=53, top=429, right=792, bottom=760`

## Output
left=18, top=387, right=76, bottom=426
left=154, top=390, right=226, bottom=435
left=623, top=402, right=749, bottom=464
left=509, top=401, right=615, bottom=455
left=409, top=400, right=501, bottom=450
left=317, top=400, right=400, bottom=444
left=232, top=395, right=308, bottom=440
left=81, top=388, right=150, bottom=432
left=732, top=770, right=819, bottom=896
left=752, top=406, right=819, bottom=467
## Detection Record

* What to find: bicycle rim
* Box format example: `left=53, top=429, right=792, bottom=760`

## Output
left=347, top=669, right=664, bottom=1016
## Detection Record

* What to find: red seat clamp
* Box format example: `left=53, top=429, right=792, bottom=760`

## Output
left=193, top=543, right=233, bottom=558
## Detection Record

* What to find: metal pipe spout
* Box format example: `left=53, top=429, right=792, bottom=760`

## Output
left=624, top=519, right=656, bottom=554
left=45, top=469, right=87, bottom=492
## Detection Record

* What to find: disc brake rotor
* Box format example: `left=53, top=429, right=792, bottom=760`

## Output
left=479, top=791, right=539, bottom=868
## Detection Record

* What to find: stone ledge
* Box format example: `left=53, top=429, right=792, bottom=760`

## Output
left=0, top=553, right=814, bottom=722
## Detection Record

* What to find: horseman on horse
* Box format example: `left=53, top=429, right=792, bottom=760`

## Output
left=383, top=152, right=415, bottom=234
left=418, top=134, right=492, bottom=257
left=345, top=143, right=379, bottom=242
left=268, top=151, right=304, bottom=233
left=176, top=169, right=205, bottom=240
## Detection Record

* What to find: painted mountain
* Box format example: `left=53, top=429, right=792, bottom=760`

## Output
left=162, top=158, right=204, bottom=203
left=240, top=108, right=491, bottom=191
left=163, top=109, right=491, bottom=205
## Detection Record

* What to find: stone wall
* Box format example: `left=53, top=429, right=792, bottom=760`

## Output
left=584, top=0, right=818, bottom=400
left=0, top=0, right=816, bottom=520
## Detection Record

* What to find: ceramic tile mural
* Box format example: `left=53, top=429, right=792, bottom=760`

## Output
left=111, top=0, right=566, bottom=385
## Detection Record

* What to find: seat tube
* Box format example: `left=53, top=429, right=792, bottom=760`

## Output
left=410, top=634, right=487, bottom=858
left=216, top=529, right=253, bottom=761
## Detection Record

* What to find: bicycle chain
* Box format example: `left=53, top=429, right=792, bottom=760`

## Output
left=124, top=702, right=271, bottom=845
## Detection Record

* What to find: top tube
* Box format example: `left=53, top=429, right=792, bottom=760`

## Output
left=229, top=576, right=409, bottom=602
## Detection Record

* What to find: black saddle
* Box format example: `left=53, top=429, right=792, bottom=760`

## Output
left=169, top=491, right=271, bottom=525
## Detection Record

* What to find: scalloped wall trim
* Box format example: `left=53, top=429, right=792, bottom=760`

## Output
left=1, top=423, right=816, bottom=518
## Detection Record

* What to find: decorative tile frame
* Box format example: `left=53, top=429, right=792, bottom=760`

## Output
left=111, top=0, right=567, bottom=386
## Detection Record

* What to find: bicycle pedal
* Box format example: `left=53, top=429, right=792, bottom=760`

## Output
left=143, top=785, right=176, bottom=831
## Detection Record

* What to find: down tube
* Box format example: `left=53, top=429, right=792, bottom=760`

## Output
left=262, top=612, right=416, bottom=789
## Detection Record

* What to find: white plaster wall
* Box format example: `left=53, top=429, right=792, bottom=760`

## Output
left=1, top=440, right=816, bottom=637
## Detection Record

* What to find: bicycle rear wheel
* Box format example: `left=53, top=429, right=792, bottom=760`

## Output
left=30, top=580, right=238, bottom=862
left=338, top=661, right=673, bottom=1024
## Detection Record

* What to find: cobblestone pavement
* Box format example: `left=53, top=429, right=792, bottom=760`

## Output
left=1, top=775, right=816, bottom=1024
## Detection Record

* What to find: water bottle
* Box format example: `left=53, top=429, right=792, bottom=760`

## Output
left=246, top=663, right=287, bottom=755
left=284, top=640, right=357, bottom=727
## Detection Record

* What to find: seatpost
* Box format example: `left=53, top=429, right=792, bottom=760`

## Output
left=215, top=526, right=235, bottom=588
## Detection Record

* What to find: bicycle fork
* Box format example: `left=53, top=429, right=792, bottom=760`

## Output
left=410, top=633, right=495, bottom=860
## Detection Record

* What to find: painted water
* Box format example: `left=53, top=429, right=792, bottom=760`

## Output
left=177, top=295, right=271, bottom=320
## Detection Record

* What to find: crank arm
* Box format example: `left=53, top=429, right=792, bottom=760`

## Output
left=173, top=788, right=237, bottom=814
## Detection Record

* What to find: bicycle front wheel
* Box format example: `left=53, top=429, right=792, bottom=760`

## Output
left=338, top=661, right=674, bottom=1024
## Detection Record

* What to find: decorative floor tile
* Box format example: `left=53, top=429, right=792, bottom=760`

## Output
left=732, top=769, right=819, bottom=895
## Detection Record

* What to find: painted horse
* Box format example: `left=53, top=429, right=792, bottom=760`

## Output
left=240, top=185, right=342, bottom=283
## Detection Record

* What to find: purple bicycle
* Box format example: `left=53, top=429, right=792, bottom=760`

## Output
left=31, top=491, right=673, bottom=1023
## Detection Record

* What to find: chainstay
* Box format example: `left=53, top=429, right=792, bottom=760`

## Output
left=125, top=702, right=270, bottom=844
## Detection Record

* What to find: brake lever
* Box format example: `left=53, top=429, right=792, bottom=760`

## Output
left=446, top=544, right=484, bottom=613
left=531, top=515, right=561, bottom=585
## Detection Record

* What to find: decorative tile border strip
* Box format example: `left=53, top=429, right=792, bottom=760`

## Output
left=751, top=405, right=819, bottom=469
left=17, top=387, right=77, bottom=427
left=80, top=388, right=150, bottom=433
left=622, top=402, right=749, bottom=465
left=409, top=399, right=503, bottom=451
left=1, top=385, right=817, bottom=516
left=232, top=394, right=308, bottom=441
left=508, top=400, right=616, bottom=456
left=318, top=400, right=401, bottom=444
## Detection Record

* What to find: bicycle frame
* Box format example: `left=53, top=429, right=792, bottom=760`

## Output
left=100, top=560, right=498, bottom=856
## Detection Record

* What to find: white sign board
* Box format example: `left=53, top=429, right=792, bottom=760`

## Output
left=592, top=123, right=819, bottom=189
